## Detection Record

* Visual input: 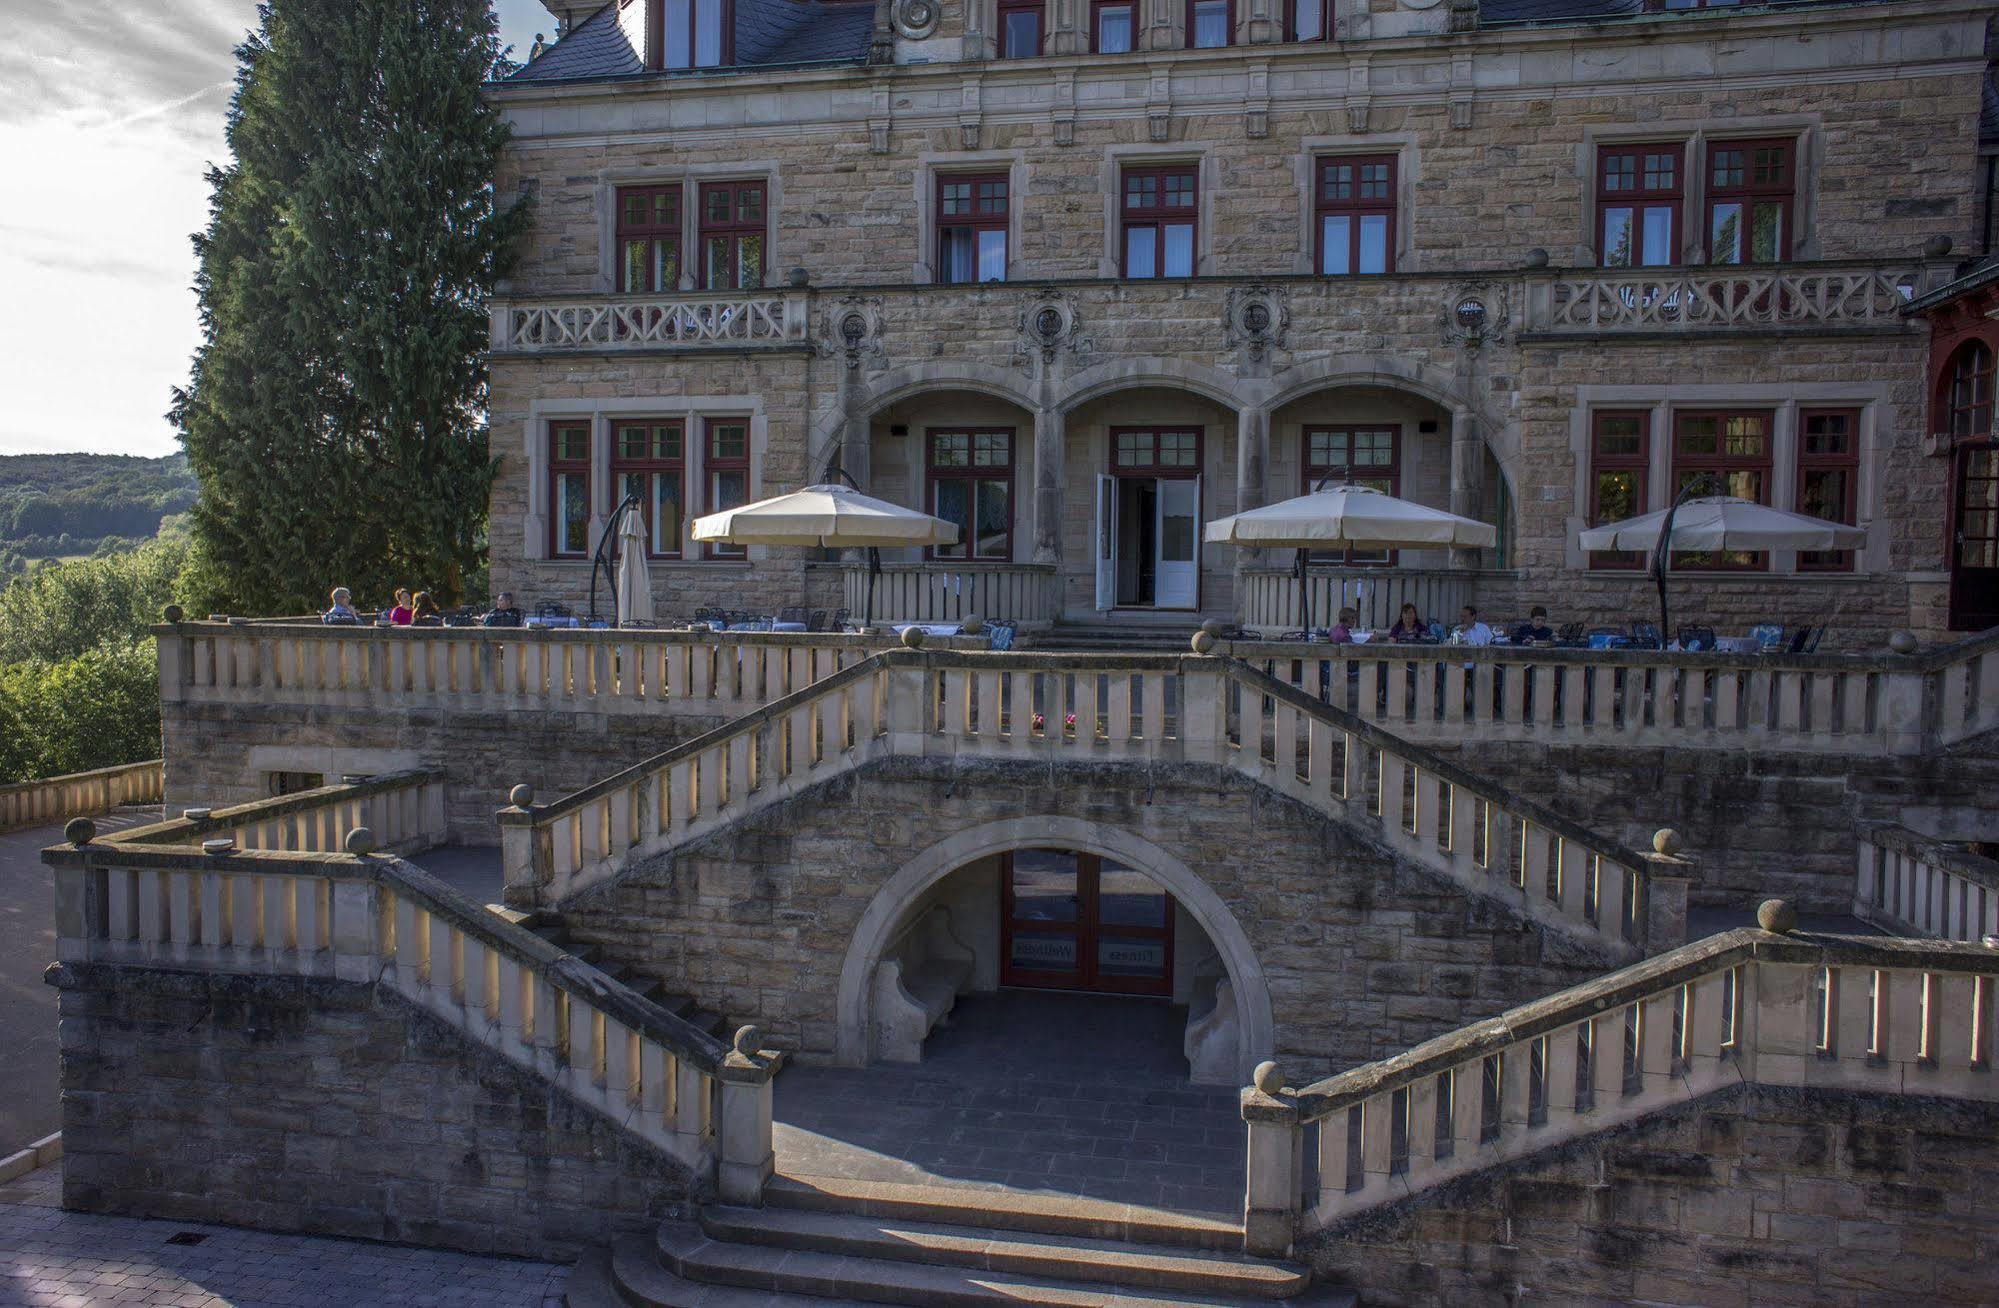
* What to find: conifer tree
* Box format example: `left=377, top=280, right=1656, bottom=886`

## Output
left=173, top=0, right=527, bottom=613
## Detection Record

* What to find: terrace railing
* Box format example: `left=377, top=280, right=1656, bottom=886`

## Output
left=98, top=769, right=447, bottom=858
left=839, top=561, right=1062, bottom=629
left=1854, top=823, right=1999, bottom=944
left=1237, top=567, right=1494, bottom=635
left=1240, top=928, right=1999, bottom=1255
left=48, top=776, right=781, bottom=1205
left=1521, top=262, right=1922, bottom=335
left=504, top=652, right=1670, bottom=959
left=0, top=759, right=163, bottom=834
left=490, top=290, right=809, bottom=353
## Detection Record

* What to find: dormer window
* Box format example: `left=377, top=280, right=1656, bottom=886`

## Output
left=651, top=0, right=730, bottom=69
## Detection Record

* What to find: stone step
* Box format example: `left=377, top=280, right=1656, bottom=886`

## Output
left=766, top=1175, right=1243, bottom=1253
left=699, top=1205, right=1309, bottom=1300
left=565, top=1238, right=879, bottom=1307
left=653, top=1222, right=1352, bottom=1308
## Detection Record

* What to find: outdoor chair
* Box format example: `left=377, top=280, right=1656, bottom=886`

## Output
left=831, top=607, right=851, bottom=632
left=1786, top=625, right=1814, bottom=655
left=1630, top=621, right=1663, bottom=650
left=1749, top=623, right=1785, bottom=651
left=694, top=607, right=725, bottom=625
left=777, top=606, right=808, bottom=626
left=987, top=621, right=1017, bottom=652
left=1678, top=625, right=1717, bottom=652
left=1804, top=625, right=1827, bottom=653
left=1555, top=622, right=1588, bottom=648
left=806, top=609, right=831, bottom=633
left=535, top=600, right=573, bottom=620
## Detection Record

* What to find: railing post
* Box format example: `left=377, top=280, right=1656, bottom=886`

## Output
left=716, top=1026, right=783, bottom=1206
left=1640, top=829, right=1695, bottom=951
left=1241, top=1062, right=1301, bottom=1257
left=1879, top=665, right=1928, bottom=756
left=1184, top=658, right=1230, bottom=763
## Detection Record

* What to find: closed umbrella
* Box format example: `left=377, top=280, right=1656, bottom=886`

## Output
left=1579, top=494, right=1865, bottom=638
left=691, top=480, right=959, bottom=626
left=615, top=510, right=655, bottom=626
left=1205, top=484, right=1497, bottom=631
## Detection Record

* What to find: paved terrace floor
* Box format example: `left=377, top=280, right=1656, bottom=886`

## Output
left=0, top=1163, right=566, bottom=1307
left=774, top=990, right=1247, bottom=1219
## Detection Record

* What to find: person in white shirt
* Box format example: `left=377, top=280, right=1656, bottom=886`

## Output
left=1454, top=605, right=1494, bottom=647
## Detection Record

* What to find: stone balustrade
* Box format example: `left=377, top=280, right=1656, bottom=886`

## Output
left=490, top=289, right=810, bottom=353
left=99, top=769, right=447, bottom=858
left=47, top=804, right=782, bottom=1204
left=0, top=759, right=163, bottom=834
left=1519, top=262, right=1923, bottom=336
left=1239, top=927, right=1999, bottom=1255
left=1237, top=567, right=1496, bottom=634
left=1854, top=823, right=1999, bottom=944
left=156, top=620, right=978, bottom=722
left=840, top=561, right=1062, bottom=629
left=1935, top=626, right=1999, bottom=747
left=505, top=651, right=1667, bottom=958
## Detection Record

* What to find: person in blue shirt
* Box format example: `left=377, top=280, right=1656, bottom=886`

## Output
left=1513, top=605, right=1556, bottom=644
left=322, top=588, right=362, bottom=626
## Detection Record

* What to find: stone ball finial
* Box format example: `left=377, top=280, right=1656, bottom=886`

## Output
left=900, top=626, right=927, bottom=650
left=1652, top=828, right=1684, bottom=856
left=1888, top=630, right=1918, bottom=656
left=788, top=266, right=810, bottom=288
left=162, top=604, right=184, bottom=624
left=344, top=827, right=377, bottom=857
left=1252, top=1061, right=1284, bottom=1096
left=1524, top=247, right=1551, bottom=269
left=64, top=818, right=96, bottom=847
left=509, top=784, right=535, bottom=809
left=958, top=613, right=984, bottom=636
left=733, top=1025, right=763, bottom=1058
left=1756, top=898, right=1797, bottom=935
left=1191, top=630, right=1217, bottom=655
left=1924, top=235, right=1954, bottom=260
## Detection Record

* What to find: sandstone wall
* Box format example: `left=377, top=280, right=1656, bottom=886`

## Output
left=551, top=755, right=1620, bottom=1080
left=49, top=962, right=692, bottom=1261
left=1304, top=1084, right=1999, bottom=1307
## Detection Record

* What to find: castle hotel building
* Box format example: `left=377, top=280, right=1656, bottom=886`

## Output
left=487, top=0, right=1997, bottom=643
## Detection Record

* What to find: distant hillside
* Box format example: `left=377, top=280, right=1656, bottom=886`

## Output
left=0, top=453, right=197, bottom=565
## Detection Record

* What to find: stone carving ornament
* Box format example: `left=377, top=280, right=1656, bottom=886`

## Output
left=1223, top=285, right=1290, bottom=360
left=891, top=0, right=941, bottom=39
left=1439, top=281, right=1510, bottom=349
left=1013, top=293, right=1094, bottom=369
left=821, top=296, right=888, bottom=371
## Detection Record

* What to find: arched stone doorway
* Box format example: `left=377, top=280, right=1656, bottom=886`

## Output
left=833, top=816, right=1275, bottom=1082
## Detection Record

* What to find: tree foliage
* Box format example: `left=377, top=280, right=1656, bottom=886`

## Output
left=0, top=453, right=197, bottom=554
left=0, top=523, right=195, bottom=666
left=0, top=642, right=162, bottom=786
left=173, top=0, right=527, bottom=615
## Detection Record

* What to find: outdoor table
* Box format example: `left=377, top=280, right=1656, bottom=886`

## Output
left=770, top=621, right=807, bottom=633
left=1715, top=636, right=1760, bottom=654
left=524, top=615, right=581, bottom=629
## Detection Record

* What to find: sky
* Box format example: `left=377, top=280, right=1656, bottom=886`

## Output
left=0, top=0, right=551, bottom=458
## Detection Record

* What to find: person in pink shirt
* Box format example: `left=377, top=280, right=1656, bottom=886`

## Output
left=387, top=588, right=415, bottom=626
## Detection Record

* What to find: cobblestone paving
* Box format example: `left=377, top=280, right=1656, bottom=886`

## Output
left=0, top=1165, right=570, bottom=1308
left=775, top=990, right=1245, bottom=1217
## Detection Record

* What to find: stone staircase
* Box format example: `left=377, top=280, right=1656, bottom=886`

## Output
left=1024, top=618, right=1208, bottom=654
left=566, top=1175, right=1355, bottom=1307
left=507, top=906, right=730, bottom=1039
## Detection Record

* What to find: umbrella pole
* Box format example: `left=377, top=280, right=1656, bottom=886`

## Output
left=866, top=546, right=881, bottom=628
left=1296, top=551, right=1312, bottom=633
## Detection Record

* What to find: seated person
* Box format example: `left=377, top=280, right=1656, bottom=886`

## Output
left=387, top=588, right=415, bottom=626
left=1513, top=605, right=1555, bottom=644
left=1325, top=606, right=1360, bottom=644
left=321, top=587, right=362, bottom=626
left=1388, top=602, right=1429, bottom=643
left=1453, top=605, right=1495, bottom=647
left=410, top=591, right=443, bottom=627
left=481, top=591, right=525, bottom=628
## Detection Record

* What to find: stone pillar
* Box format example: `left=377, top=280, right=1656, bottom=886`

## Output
left=1240, top=1062, right=1300, bottom=1257
left=1032, top=407, right=1066, bottom=567
left=717, top=1028, right=782, bottom=1205
left=1141, top=0, right=1183, bottom=50
left=839, top=413, right=872, bottom=488
left=1639, top=830, right=1695, bottom=952
left=1047, top=0, right=1087, bottom=53
left=1234, top=406, right=1270, bottom=589
left=1448, top=406, right=1482, bottom=569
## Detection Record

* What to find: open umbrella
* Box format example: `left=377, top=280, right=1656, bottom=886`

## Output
left=1579, top=493, right=1866, bottom=638
left=615, top=509, right=655, bottom=626
left=1205, top=484, right=1498, bottom=631
left=690, top=476, right=958, bottom=626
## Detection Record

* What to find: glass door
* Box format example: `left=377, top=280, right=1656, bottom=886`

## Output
left=1154, top=475, right=1200, bottom=610
left=1001, top=849, right=1173, bottom=996
left=1002, top=848, right=1084, bottom=989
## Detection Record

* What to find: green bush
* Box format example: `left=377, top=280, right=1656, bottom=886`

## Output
left=0, top=640, right=161, bottom=785
left=0, top=525, right=193, bottom=666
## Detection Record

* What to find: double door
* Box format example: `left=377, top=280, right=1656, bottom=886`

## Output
left=1000, top=849, right=1174, bottom=997
left=1094, top=473, right=1201, bottom=611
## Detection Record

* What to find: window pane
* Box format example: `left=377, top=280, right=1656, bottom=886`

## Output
left=1162, top=223, right=1194, bottom=277
left=736, top=235, right=763, bottom=288
left=1164, top=173, right=1195, bottom=208
left=714, top=469, right=748, bottom=511
left=973, top=432, right=1009, bottom=467
left=664, top=0, right=692, bottom=68
left=623, top=240, right=651, bottom=292
left=1801, top=468, right=1849, bottom=522
left=1192, top=0, right=1228, bottom=47
left=555, top=427, right=590, bottom=461
left=656, top=241, right=678, bottom=290
left=934, top=479, right=969, bottom=558
left=1099, top=862, right=1167, bottom=927
left=1710, top=202, right=1742, bottom=263
left=705, top=237, right=732, bottom=288
left=1099, top=5, right=1133, bottom=52
left=1322, top=216, right=1352, bottom=275
left=1160, top=431, right=1197, bottom=466
left=1125, top=226, right=1157, bottom=278
left=1357, top=214, right=1388, bottom=273
left=694, top=0, right=722, bottom=65
left=711, top=425, right=748, bottom=461
left=933, top=433, right=970, bottom=467
left=977, top=228, right=1007, bottom=282
left=558, top=474, right=589, bottom=553
left=940, top=227, right=975, bottom=284
left=1640, top=207, right=1674, bottom=266
left=1116, top=432, right=1153, bottom=465
left=1125, top=172, right=1155, bottom=209
left=1749, top=201, right=1784, bottom=262
left=1601, top=208, right=1634, bottom=267
left=1293, top=0, right=1323, bottom=38
left=975, top=479, right=1010, bottom=558
left=655, top=475, right=684, bottom=553
left=1596, top=472, right=1638, bottom=523
left=1003, top=11, right=1039, bottom=57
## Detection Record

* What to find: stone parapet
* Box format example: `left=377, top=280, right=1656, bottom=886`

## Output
left=0, top=759, right=163, bottom=835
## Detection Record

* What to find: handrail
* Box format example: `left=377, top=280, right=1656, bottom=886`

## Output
left=0, top=759, right=163, bottom=834
left=99, top=769, right=446, bottom=857
left=1853, top=822, right=1999, bottom=943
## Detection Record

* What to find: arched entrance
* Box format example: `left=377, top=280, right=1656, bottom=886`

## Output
left=832, top=816, right=1274, bottom=1081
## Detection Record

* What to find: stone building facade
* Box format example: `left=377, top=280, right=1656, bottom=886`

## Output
left=486, top=0, right=1994, bottom=643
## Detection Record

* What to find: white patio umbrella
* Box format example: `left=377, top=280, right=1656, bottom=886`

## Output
left=690, top=481, right=959, bottom=626
left=1205, top=484, right=1498, bottom=631
left=1578, top=494, right=1865, bottom=639
left=615, top=510, right=655, bottom=626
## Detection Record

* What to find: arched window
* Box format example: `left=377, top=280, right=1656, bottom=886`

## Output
left=1949, top=341, right=1995, bottom=438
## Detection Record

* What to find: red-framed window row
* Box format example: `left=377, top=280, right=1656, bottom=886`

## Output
left=1588, top=411, right=1650, bottom=572
left=548, top=422, right=593, bottom=560
left=1316, top=154, right=1396, bottom=276
left=616, top=185, right=681, bottom=294
left=1596, top=143, right=1682, bottom=268
left=1185, top=0, right=1233, bottom=47
left=1796, top=409, right=1859, bottom=572
left=1945, top=340, right=1995, bottom=439
left=1121, top=164, right=1199, bottom=279
left=926, top=430, right=1015, bottom=561
left=698, top=180, right=767, bottom=290
left=703, top=418, right=752, bottom=559
left=1304, top=426, right=1399, bottom=564
left=612, top=420, right=686, bottom=559
left=936, top=173, right=1009, bottom=285
left=997, top=0, right=1042, bottom=56
left=1673, top=408, right=1774, bottom=571
left=1092, top=0, right=1137, bottom=52
left=1707, top=137, right=1795, bottom=265
left=644, top=0, right=732, bottom=70
left=1111, top=428, right=1203, bottom=476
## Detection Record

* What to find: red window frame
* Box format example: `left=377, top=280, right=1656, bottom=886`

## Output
left=1091, top=0, right=1137, bottom=52
left=997, top=0, right=1043, bottom=56
left=1110, top=427, right=1203, bottom=477
left=1706, top=138, right=1795, bottom=265
left=1589, top=411, right=1651, bottom=572
left=1672, top=409, right=1774, bottom=570
left=548, top=421, right=593, bottom=560
left=1796, top=408, right=1859, bottom=573
left=1596, top=143, right=1682, bottom=267
left=611, top=420, right=686, bottom=560
left=1304, top=426, right=1400, bottom=565
left=1120, top=164, right=1199, bottom=279
left=1185, top=0, right=1234, bottom=47
left=1284, top=0, right=1327, bottom=40
left=647, top=0, right=734, bottom=69
left=936, top=173, right=1009, bottom=285
left=615, top=185, right=681, bottom=294
left=1948, top=341, right=1996, bottom=439
left=1315, top=154, right=1397, bottom=276
left=702, top=419, right=751, bottom=560
left=926, top=429, right=1015, bottom=562
left=697, top=180, right=767, bottom=291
